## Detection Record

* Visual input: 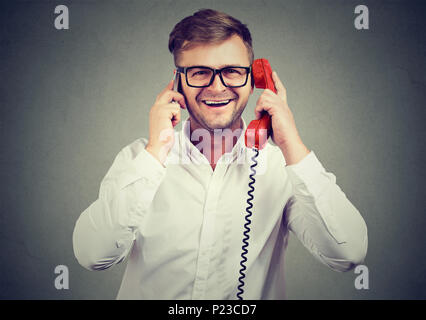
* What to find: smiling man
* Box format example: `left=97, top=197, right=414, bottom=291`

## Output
left=73, top=9, right=368, bottom=299
left=175, top=34, right=250, bottom=130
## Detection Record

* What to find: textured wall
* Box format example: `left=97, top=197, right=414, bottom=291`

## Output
left=0, top=0, right=425, bottom=299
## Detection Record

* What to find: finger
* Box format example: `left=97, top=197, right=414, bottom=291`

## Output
left=263, top=88, right=278, bottom=97
left=156, top=80, right=176, bottom=101
left=163, top=79, right=175, bottom=95
left=170, top=106, right=181, bottom=127
left=257, top=92, right=276, bottom=108
left=254, top=106, right=263, bottom=120
left=254, top=99, right=272, bottom=120
left=170, top=91, right=187, bottom=109
left=159, top=90, right=187, bottom=109
left=257, top=89, right=282, bottom=116
left=259, top=89, right=278, bottom=104
left=167, top=79, right=174, bottom=91
left=173, top=91, right=186, bottom=109
left=272, top=71, right=287, bottom=102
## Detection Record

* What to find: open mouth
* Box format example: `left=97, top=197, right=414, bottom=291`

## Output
left=201, top=99, right=234, bottom=108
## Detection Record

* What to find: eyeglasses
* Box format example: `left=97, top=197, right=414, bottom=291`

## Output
left=176, top=65, right=251, bottom=88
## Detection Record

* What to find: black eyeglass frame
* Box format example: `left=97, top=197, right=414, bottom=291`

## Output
left=176, top=65, right=252, bottom=88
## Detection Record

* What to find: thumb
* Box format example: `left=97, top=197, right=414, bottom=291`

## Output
left=271, top=71, right=287, bottom=102
left=167, top=79, right=174, bottom=90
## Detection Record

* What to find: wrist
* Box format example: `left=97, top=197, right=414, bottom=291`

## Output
left=145, top=143, right=167, bottom=165
left=279, top=138, right=310, bottom=166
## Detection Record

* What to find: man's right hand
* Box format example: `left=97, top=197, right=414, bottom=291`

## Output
left=145, top=79, right=186, bottom=165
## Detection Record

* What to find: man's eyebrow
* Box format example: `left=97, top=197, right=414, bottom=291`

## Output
left=217, top=64, right=247, bottom=68
left=189, top=64, right=248, bottom=69
left=182, top=64, right=250, bottom=68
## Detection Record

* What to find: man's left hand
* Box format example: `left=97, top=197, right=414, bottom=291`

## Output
left=254, top=71, right=310, bottom=165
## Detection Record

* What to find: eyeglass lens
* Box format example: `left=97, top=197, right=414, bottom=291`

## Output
left=186, top=67, right=248, bottom=87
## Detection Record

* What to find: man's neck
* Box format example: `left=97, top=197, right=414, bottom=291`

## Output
left=189, top=117, right=243, bottom=170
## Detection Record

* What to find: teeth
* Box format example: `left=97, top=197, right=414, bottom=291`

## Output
left=204, top=100, right=231, bottom=105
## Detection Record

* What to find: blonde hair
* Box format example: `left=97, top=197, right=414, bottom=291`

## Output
left=168, top=9, right=254, bottom=65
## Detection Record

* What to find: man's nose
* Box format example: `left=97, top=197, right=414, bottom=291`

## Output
left=208, top=73, right=226, bottom=91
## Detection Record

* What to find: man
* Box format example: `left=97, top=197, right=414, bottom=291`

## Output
left=73, top=9, right=368, bottom=299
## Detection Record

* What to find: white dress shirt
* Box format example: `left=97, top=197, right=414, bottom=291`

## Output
left=72, top=118, right=368, bottom=299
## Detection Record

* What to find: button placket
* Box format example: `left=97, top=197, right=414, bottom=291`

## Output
left=191, top=163, right=226, bottom=299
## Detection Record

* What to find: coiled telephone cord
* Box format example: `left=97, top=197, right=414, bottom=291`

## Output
left=236, top=147, right=259, bottom=300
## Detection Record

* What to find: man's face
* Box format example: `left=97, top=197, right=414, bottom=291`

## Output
left=177, top=35, right=253, bottom=132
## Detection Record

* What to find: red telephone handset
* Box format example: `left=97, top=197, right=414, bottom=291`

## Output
left=244, top=58, right=276, bottom=150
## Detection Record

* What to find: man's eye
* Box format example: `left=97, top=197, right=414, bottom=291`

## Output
left=190, top=69, right=210, bottom=77
left=224, top=68, right=242, bottom=75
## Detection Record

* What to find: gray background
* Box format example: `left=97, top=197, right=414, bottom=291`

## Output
left=1, top=0, right=425, bottom=299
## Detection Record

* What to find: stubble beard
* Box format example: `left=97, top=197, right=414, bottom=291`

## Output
left=185, top=97, right=248, bottom=133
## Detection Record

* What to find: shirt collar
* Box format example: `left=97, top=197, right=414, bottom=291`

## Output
left=179, top=117, right=247, bottom=165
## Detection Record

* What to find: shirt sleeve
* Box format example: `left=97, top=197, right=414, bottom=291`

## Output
left=284, top=151, right=368, bottom=272
left=72, top=138, right=166, bottom=271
